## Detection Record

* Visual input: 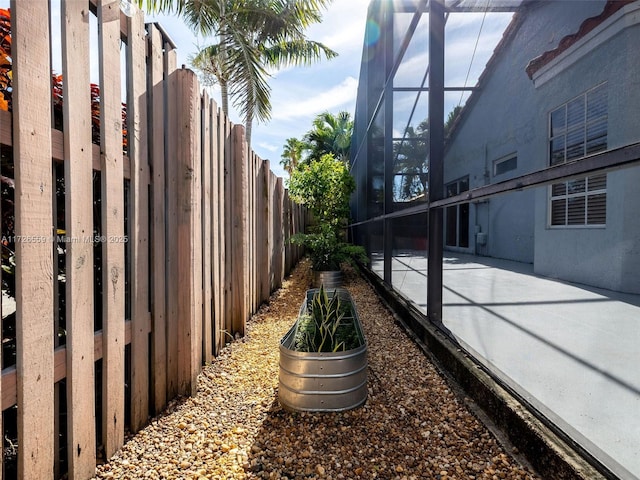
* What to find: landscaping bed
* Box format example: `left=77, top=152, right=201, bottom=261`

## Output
left=93, top=259, right=539, bottom=480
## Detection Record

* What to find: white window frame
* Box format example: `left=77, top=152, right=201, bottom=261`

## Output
left=547, top=83, right=608, bottom=228
left=493, top=154, right=517, bottom=177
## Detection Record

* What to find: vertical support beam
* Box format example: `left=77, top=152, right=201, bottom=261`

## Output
left=149, top=24, right=167, bottom=415
left=98, top=0, right=125, bottom=458
left=127, top=7, right=150, bottom=434
left=10, top=1, right=55, bottom=477
left=383, top=4, right=394, bottom=285
left=427, top=0, right=445, bottom=323
left=61, top=1, right=96, bottom=477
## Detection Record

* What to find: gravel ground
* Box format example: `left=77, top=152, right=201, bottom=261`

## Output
left=94, top=260, right=540, bottom=480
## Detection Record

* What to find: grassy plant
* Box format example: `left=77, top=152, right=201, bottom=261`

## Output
left=293, top=286, right=362, bottom=353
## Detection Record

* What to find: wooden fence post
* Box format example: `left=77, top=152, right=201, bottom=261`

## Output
left=273, top=177, right=285, bottom=289
left=97, top=0, right=126, bottom=459
left=259, top=160, right=270, bottom=303
left=213, top=104, right=224, bottom=355
left=61, top=1, right=96, bottom=477
left=231, top=126, right=248, bottom=335
left=148, top=24, right=167, bottom=415
left=175, top=69, right=202, bottom=396
left=283, top=190, right=291, bottom=275
left=201, top=91, right=213, bottom=364
left=11, top=1, right=55, bottom=477
left=223, top=115, right=233, bottom=339
left=128, top=7, right=150, bottom=434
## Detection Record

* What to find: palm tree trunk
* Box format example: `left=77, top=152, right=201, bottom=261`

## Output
left=219, top=1, right=229, bottom=116
left=245, top=114, right=252, bottom=148
left=220, top=82, right=229, bottom=117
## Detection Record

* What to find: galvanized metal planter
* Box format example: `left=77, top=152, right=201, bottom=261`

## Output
left=278, top=288, right=368, bottom=412
left=313, top=270, right=343, bottom=289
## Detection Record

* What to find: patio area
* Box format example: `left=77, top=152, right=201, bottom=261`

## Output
left=373, top=252, right=640, bottom=480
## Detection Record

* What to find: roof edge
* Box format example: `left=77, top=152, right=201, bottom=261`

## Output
left=525, top=0, right=634, bottom=79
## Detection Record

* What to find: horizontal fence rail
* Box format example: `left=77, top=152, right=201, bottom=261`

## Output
left=0, top=2, right=305, bottom=478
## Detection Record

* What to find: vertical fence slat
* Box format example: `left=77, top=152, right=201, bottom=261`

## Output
left=274, top=177, right=284, bottom=289
left=284, top=190, right=293, bottom=275
left=128, top=9, right=150, bottom=433
left=148, top=24, right=167, bottom=415
left=269, top=172, right=276, bottom=292
left=165, top=68, right=179, bottom=399
left=217, top=107, right=227, bottom=352
left=191, top=77, right=203, bottom=387
left=250, top=152, right=257, bottom=312
left=175, top=69, right=201, bottom=395
left=259, top=160, right=270, bottom=303
left=10, top=1, right=55, bottom=477
left=98, top=0, right=126, bottom=458
left=61, top=1, right=96, bottom=477
left=223, top=116, right=233, bottom=337
left=201, top=91, right=213, bottom=364
left=231, top=126, right=248, bottom=335
left=210, top=101, right=221, bottom=355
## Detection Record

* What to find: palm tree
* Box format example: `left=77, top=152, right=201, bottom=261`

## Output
left=280, top=137, right=306, bottom=174
left=304, top=110, right=353, bottom=163
left=141, top=0, right=337, bottom=147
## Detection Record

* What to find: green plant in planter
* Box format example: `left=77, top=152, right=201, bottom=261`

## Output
left=293, top=286, right=362, bottom=352
left=288, top=153, right=366, bottom=271
left=291, top=224, right=367, bottom=271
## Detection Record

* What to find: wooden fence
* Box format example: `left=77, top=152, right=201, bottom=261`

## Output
left=0, top=1, right=305, bottom=478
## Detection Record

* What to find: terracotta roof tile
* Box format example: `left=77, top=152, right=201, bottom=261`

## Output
left=525, top=0, right=634, bottom=79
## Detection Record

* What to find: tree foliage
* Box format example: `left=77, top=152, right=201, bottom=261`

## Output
left=185, top=0, right=336, bottom=146
left=288, top=153, right=354, bottom=229
left=0, top=8, right=10, bottom=111
left=288, top=153, right=365, bottom=270
left=280, top=137, right=305, bottom=174
left=303, top=110, right=353, bottom=163
left=0, top=8, right=128, bottom=150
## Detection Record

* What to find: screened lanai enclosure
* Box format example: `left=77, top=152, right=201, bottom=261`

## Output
left=350, top=1, right=640, bottom=479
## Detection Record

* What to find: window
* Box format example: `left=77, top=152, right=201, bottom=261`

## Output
left=493, top=154, right=517, bottom=176
left=549, top=84, right=607, bottom=226
left=445, top=176, right=469, bottom=248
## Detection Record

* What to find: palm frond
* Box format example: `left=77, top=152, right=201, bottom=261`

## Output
left=182, top=0, right=223, bottom=36
left=262, top=39, right=337, bottom=68
left=136, top=0, right=187, bottom=14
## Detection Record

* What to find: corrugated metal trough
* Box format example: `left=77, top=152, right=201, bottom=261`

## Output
left=313, top=270, right=343, bottom=289
left=278, top=288, right=368, bottom=412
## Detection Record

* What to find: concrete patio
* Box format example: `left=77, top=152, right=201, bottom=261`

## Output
left=373, top=251, right=640, bottom=480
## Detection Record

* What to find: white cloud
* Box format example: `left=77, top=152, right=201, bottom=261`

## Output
left=271, top=76, right=359, bottom=121
left=256, top=141, right=279, bottom=153
left=308, top=0, right=370, bottom=54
